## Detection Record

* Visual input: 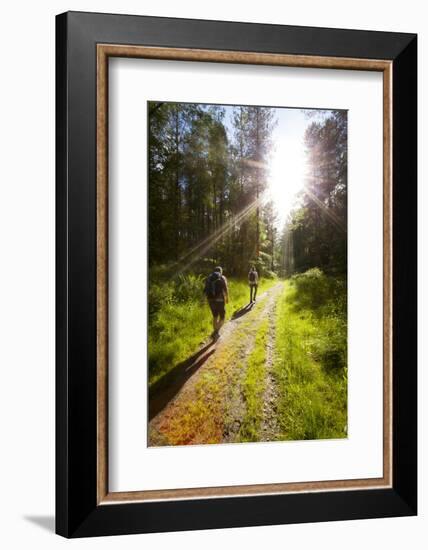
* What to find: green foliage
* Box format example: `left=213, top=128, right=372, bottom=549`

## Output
left=173, top=274, right=206, bottom=303
left=290, top=268, right=346, bottom=314
left=149, top=102, right=277, bottom=276
left=274, top=273, right=347, bottom=440
left=278, top=110, right=347, bottom=277
left=149, top=273, right=206, bottom=317
left=289, top=268, right=347, bottom=370
left=262, top=270, right=278, bottom=280
left=148, top=282, right=175, bottom=317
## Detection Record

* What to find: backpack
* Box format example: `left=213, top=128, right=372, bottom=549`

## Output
left=204, top=272, right=223, bottom=300
left=249, top=270, right=257, bottom=282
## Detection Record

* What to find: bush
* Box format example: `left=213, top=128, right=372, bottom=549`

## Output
left=262, top=270, right=278, bottom=280
left=288, top=268, right=347, bottom=371
left=149, top=273, right=207, bottom=317
left=173, top=274, right=205, bottom=303
left=311, top=318, right=347, bottom=370
left=148, top=281, right=175, bottom=317
left=291, top=268, right=346, bottom=315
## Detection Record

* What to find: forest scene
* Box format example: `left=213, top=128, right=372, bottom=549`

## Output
left=147, top=101, right=348, bottom=446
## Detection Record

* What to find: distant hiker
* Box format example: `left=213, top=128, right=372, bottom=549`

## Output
left=248, top=266, right=259, bottom=303
left=204, top=266, right=229, bottom=340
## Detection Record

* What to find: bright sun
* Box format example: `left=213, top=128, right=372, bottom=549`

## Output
left=266, top=139, right=307, bottom=228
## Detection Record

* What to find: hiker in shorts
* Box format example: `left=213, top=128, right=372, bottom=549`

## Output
left=248, top=266, right=259, bottom=303
left=204, top=266, right=229, bottom=340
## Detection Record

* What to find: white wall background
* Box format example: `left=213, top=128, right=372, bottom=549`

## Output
left=0, top=1, right=424, bottom=547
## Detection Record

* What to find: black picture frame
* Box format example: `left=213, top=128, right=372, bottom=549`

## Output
left=56, top=11, right=417, bottom=538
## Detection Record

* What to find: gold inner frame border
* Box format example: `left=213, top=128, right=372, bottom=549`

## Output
left=96, top=44, right=393, bottom=505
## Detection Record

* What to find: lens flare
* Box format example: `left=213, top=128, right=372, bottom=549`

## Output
left=267, top=139, right=307, bottom=227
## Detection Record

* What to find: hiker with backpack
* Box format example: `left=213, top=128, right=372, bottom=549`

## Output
left=248, top=266, right=259, bottom=303
left=204, top=266, right=229, bottom=340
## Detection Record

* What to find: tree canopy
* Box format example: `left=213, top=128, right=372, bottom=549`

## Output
left=148, top=102, right=347, bottom=279
left=279, top=110, right=347, bottom=276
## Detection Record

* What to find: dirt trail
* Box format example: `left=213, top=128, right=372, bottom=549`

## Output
left=149, top=282, right=284, bottom=447
left=260, top=295, right=281, bottom=441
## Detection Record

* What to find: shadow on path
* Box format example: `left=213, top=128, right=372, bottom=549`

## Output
left=231, top=302, right=254, bottom=320
left=149, top=341, right=216, bottom=420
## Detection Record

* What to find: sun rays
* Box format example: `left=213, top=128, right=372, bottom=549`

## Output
left=266, top=139, right=307, bottom=226
left=175, top=194, right=264, bottom=275
left=174, top=155, right=345, bottom=276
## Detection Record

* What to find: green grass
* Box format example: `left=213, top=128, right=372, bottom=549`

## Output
left=274, top=270, right=347, bottom=441
left=148, top=275, right=277, bottom=386
left=238, top=319, right=269, bottom=442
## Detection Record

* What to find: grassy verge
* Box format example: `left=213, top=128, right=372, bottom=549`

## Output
left=238, top=319, right=269, bottom=442
left=274, top=269, right=347, bottom=440
left=148, top=275, right=277, bottom=386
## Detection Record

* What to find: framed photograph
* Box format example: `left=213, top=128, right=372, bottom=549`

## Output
left=56, top=11, right=417, bottom=538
